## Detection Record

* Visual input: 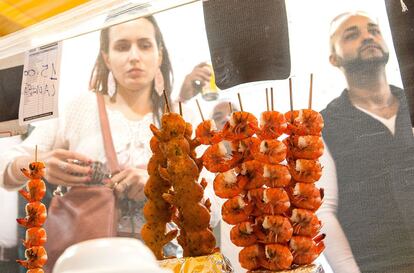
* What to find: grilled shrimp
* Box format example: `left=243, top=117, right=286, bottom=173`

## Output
left=19, top=179, right=46, bottom=203
left=248, top=188, right=290, bottom=215
left=16, top=202, right=47, bottom=228
left=21, top=162, right=46, bottom=180
left=239, top=244, right=264, bottom=270
left=230, top=221, right=257, bottom=247
left=141, top=222, right=178, bottom=260
left=222, top=111, right=258, bottom=140
left=260, top=244, right=293, bottom=271
left=150, top=112, right=187, bottom=141
left=285, top=109, right=324, bottom=136
left=289, top=234, right=326, bottom=265
left=285, top=135, right=324, bottom=160
left=263, top=164, right=291, bottom=188
left=240, top=160, right=265, bottom=190
left=287, top=182, right=324, bottom=211
left=179, top=203, right=211, bottom=231
left=213, top=170, right=248, bottom=199
left=256, top=111, right=287, bottom=140
left=252, top=139, right=287, bottom=164
left=288, top=159, right=322, bottom=183
left=23, top=227, right=47, bottom=248
left=183, top=229, right=216, bottom=257
left=143, top=199, right=173, bottom=224
left=231, top=137, right=261, bottom=162
left=202, top=141, right=241, bottom=173
left=16, top=246, right=47, bottom=269
left=222, top=196, right=254, bottom=225
left=144, top=176, right=171, bottom=201
left=290, top=208, right=322, bottom=237
left=254, top=215, right=293, bottom=244
left=195, top=120, right=223, bottom=145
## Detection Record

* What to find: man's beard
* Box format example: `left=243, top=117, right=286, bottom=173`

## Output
left=339, top=51, right=389, bottom=74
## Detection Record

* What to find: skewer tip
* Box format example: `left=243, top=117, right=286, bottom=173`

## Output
left=195, top=99, right=205, bottom=121
left=270, top=87, right=274, bottom=111
left=266, top=88, right=270, bottom=112
left=309, top=73, right=314, bottom=110
left=163, top=90, right=170, bottom=113
left=289, top=78, right=294, bottom=123
left=237, top=93, right=244, bottom=112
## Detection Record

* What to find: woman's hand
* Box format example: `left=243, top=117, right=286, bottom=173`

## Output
left=179, top=63, right=211, bottom=101
left=108, top=167, right=148, bottom=201
left=40, top=149, right=93, bottom=186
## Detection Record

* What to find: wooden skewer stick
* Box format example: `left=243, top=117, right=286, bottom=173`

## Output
left=308, top=73, right=313, bottom=110
left=163, top=90, right=170, bottom=113
left=289, top=78, right=294, bottom=123
left=266, top=88, right=269, bottom=111
left=229, top=102, right=233, bottom=113
left=35, top=145, right=38, bottom=162
left=179, top=101, right=183, bottom=116
left=196, top=99, right=205, bottom=121
left=271, top=87, right=274, bottom=111
left=237, top=93, right=244, bottom=112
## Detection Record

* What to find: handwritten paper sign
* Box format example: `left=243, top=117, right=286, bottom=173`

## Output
left=19, top=42, right=62, bottom=125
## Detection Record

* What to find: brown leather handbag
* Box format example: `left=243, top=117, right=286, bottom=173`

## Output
left=43, top=92, right=121, bottom=272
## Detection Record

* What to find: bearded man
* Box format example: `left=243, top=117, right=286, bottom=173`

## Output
left=318, top=11, right=414, bottom=273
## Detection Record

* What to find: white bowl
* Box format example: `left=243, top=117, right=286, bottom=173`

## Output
left=53, top=237, right=172, bottom=273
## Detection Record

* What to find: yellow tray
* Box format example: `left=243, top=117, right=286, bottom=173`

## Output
left=158, top=252, right=233, bottom=273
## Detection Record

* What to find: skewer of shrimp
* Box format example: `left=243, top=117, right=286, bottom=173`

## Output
left=17, top=146, right=48, bottom=271
left=283, top=75, right=326, bottom=267
left=147, top=99, right=216, bottom=257
left=142, top=93, right=179, bottom=259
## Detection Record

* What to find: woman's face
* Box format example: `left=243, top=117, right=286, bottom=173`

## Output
left=103, top=18, right=162, bottom=93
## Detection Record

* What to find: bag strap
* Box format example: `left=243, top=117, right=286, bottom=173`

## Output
left=96, top=91, right=121, bottom=174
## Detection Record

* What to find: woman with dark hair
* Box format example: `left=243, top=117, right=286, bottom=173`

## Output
left=1, top=15, right=172, bottom=199
left=90, top=15, right=173, bottom=124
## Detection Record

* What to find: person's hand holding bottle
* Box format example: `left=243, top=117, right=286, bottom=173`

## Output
left=179, top=62, right=211, bottom=101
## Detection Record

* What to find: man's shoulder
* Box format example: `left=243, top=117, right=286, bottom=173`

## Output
left=320, top=91, right=347, bottom=119
left=390, top=84, right=404, bottom=92
left=390, top=85, right=406, bottom=99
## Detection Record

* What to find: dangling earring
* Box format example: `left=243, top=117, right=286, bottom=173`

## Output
left=154, top=68, right=164, bottom=96
left=107, top=71, right=117, bottom=98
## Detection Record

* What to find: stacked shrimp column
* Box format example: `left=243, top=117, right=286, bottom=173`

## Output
left=142, top=112, right=216, bottom=259
left=201, top=107, right=325, bottom=271
left=284, top=109, right=326, bottom=266
left=16, top=161, right=48, bottom=273
left=141, top=130, right=177, bottom=259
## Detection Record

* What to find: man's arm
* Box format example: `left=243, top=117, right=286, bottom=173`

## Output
left=317, top=141, right=361, bottom=273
